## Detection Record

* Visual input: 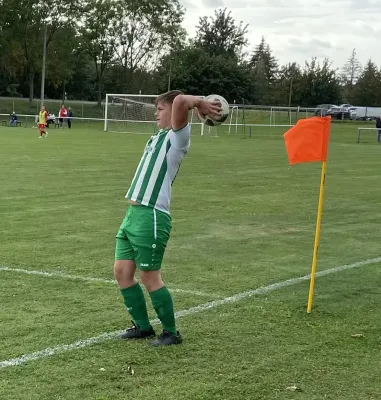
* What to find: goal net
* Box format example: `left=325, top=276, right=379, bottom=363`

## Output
left=199, top=105, right=239, bottom=137
left=104, top=94, right=206, bottom=135
left=269, top=106, right=323, bottom=126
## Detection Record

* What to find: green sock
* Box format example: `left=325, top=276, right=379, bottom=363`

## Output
left=149, top=286, right=176, bottom=335
left=120, top=283, right=151, bottom=331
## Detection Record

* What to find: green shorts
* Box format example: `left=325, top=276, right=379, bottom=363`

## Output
left=115, top=205, right=172, bottom=271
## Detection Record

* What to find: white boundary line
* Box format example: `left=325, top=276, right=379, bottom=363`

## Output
left=1, top=256, right=381, bottom=369
left=0, top=266, right=213, bottom=298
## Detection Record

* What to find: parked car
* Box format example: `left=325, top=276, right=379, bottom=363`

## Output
left=326, top=106, right=351, bottom=120
left=315, top=104, right=337, bottom=116
left=338, top=103, right=353, bottom=111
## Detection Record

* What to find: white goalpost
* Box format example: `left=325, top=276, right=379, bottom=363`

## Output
left=228, top=105, right=239, bottom=134
left=104, top=93, right=206, bottom=135
left=201, top=105, right=239, bottom=137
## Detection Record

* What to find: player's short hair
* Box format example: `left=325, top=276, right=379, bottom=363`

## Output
left=155, top=90, right=184, bottom=106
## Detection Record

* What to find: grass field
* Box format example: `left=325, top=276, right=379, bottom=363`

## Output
left=1, top=121, right=381, bottom=400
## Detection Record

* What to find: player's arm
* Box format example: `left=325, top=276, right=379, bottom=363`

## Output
left=171, top=95, right=201, bottom=131
left=171, top=95, right=222, bottom=131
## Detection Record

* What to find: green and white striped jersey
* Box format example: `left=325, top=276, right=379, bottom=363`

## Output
left=125, top=124, right=191, bottom=214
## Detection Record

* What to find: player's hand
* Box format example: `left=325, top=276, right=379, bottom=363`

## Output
left=197, top=99, right=222, bottom=120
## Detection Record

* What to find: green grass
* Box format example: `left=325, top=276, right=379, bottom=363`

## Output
left=1, top=122, right=381, bottom=399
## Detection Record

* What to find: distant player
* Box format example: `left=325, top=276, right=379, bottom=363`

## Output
left=114, top=90, right=221, bottom=346
left=59, top=104, right=67, bottom=128
left=38, top=105, right=48, bottom=138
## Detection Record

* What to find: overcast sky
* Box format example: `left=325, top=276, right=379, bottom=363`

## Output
left=179, top=0, right=381, bottom=69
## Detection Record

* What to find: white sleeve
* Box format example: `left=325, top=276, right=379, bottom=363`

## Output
left=169, top=124, right=191, bottom=149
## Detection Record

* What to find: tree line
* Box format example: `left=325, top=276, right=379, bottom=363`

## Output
left=1, top=0, right=381, bottom=107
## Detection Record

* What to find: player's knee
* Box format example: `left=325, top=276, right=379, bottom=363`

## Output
left=114, top=260, right=135, bottom=285
left=140, top=270, right=163, bottom=292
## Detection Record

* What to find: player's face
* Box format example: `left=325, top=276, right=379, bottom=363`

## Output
left=155, top=101, right=172, bottom=129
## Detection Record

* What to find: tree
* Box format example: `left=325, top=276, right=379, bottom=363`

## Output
left=0, top=24, right=24, bottom=96
left=113, top=0, right=185, bottom=93
left=250, top=37, right=278, bottom=82
left=341, top=48, right=362, bottom=101
left=104, top=66, right=158, bottom=95
left=298, top=58, right=341, bottom=106
left=65, top=53, right=96, bottom=101
left=194, top=8, right=249, bottom=60
left=251, top=57, right=268, bottom=104
left=155, top=46, right=254, bottom=103
left=45, top=26, right=78, bottom=97
left=78, top=0, right=119, bottom=106
left=352, top=60, right=381, bottom=106
left=0, top=0, right=44, bottom=102
left=250, top=37, right=279, bottom=104
left=273, top=63, right=302, bottom=106
left=0, top=0, right=80, bottom=103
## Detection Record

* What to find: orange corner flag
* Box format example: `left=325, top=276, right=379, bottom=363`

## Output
left=283, top=116, right=331, bottom=165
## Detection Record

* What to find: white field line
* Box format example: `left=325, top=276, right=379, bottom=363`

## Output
left=1, top=256, right=381, bottom=370
left=0, top=266, right=212, bottom=298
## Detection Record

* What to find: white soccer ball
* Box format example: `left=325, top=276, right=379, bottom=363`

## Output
left=199, top=94, right=229, bottom=126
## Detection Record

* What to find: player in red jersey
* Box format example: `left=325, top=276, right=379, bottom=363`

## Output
left=38, top=105, right=48, bottom=138
left=59, top=104, right=67, bottom=128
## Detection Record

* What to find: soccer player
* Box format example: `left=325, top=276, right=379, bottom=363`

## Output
left=114, top=90, right=222, bottom=346
left=59, top=104, right=67, bottom=128
left=38, top=105, right=48, bottom=138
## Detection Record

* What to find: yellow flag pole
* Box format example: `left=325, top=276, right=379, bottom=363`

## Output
left=307, top=160, right=327, bottom=313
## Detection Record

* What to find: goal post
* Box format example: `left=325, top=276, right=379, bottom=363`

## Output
left=269, top=106, right=324, bottom=126
left=228, top=105, right=239, bottom=134
left=104, top=93, right=205, bottom=135
left=104, top=94, right=157, bottom=134
left=197, top=104, right=240, bottom=137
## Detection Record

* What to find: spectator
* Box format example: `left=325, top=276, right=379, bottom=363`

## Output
left=47, top=113, right=56, bottom=127
left=45, top=108, right=51, bottom=128
left=59, top=104, right=67, bottom=128
left=9, top=111, right=17, bottom=127
left=376, top=117, right=381, bottom=143
left=67, top=107, right=73, bottom=129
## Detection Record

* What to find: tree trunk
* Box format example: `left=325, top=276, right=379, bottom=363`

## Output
left=97, top=78, right=102, bottom=108
left=62, top=81, right=66, bottom=103
left=123, top=54, right=128, bottom=93
left=29, top=70, right=35, bottom=105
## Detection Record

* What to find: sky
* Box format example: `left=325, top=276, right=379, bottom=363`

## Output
left=179, top=0, right=381, bottom=69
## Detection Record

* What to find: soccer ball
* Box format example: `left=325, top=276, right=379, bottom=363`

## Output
left=199, top=94, right=229, bottom=126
